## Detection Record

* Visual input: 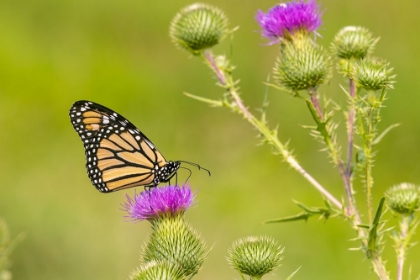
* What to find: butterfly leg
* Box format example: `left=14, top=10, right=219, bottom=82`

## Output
left=174, top=172, right=179, bottom=186
left=144, top=185, right=157, bottom=211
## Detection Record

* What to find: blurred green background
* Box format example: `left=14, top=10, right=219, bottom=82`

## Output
left=0, top=0, right=419, bottom=279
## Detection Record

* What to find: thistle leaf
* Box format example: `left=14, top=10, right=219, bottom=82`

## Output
left=367, top=198, right=385, bottom=257
left=183, top=92, right=223, bottom=107
left=285, top=267, right=301, bottom=280
left=265, top=212, right=312, bottom=223
left=372, top=123, right=400, bottom=145
left=265, top=201, right=331, bottom=223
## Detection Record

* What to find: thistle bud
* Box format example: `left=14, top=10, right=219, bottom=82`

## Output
left=227, top=236, right=283, bottom=278
left=274, top=38, right=331, bottom=92
left=142, top=216, right=206, bottom=277
left=170, top=3, right=229, bottom=55
left=385, top=183, right=420, bottom=215
left=129, top=261, right=185, bottom=280
left=352, top=57, right=395, bottom=91
left=332, top=26, right=378, bottom=60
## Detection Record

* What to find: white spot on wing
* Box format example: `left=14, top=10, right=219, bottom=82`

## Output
left=144, top=139, right=155, bottom=149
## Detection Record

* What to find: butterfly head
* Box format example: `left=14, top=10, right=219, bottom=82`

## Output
left=154, top=160, right=181, bottom=185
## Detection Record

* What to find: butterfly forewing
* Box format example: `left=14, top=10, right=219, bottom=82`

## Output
left=69, top=100, right=169, bottom=193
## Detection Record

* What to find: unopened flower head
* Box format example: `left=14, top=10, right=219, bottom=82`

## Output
left=227, top=236, right=283, bottom=278
left=332, top=26, right=378, bottom=60
left=170, top=3, right=229, bottom=55
left=122, top=184, right=194, bottom=221
left=352, top=57, right=395, bottom=91
left=129, top=261, right=184, bottom=280
left=256, top=0, right=322, bottom=43
left=386, top=183, right=420, bottom=215
left=143, top=215, right=207, bottom=277
left=274, top=39, right=331, bottom=91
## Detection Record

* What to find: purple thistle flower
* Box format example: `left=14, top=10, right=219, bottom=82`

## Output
left=256, top=0, right=322, bottom=43
left=122, top=184, right=195, bottom=221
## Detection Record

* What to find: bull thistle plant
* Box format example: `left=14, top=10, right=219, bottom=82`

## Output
left=132, top=0, right=420, bottom=279
left=123, top=1, right=418, bottom=279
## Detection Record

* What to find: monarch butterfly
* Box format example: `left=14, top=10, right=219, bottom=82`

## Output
left=69, top=100, right=208, bottom=193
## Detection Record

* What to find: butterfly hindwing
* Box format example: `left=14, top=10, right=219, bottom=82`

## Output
left=69, top=100, right=170, bottom=193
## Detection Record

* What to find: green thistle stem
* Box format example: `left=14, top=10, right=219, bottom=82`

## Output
left=358, top=89, right=385, bottom=224
left=346, top=78, right=356, bottom=177
left=344, top=80, right=374, bottom=263
left=342, top=78, right=360, bottom=221
left=396, top=216, right=409, bottom=280
left=308, top=89, right=324, bottom=120
left=201, top=50, right=342, bottom=210
left=367, top=89, right=386, bottom=223
left=306, top=89, right=359, bottom=220
left=306, top=88, right=390, bottom=279
left=204, top=51, right=227, bottom=86
left=395, top=215, right=416, bottom=280
left=366, top=104, right=375, bottom=223
left=361, top=240, right=388, bottom=278
left=371, top=256, right=390, bottom=280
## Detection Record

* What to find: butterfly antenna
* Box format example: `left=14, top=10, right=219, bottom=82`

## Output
left=178, top=160, right=211, bottom=176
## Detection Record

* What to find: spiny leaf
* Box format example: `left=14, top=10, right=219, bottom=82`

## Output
left=295, top=201, right=330, bottom=214
left=367, top=198, right=385, bottom=258
left=183, top=92, right=223, bottom=107
left=285, top=267, right=301, bottom=280
left=372, top=123, right=400, bottom=145
left=265, top=212, right=312, bottom=223
left=357, top=224, right=370, bottom=229
left=265, top=201, right=332, bottom=224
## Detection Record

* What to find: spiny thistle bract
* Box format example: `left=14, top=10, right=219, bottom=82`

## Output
left=274, top=38, right=331, bottom=92
left=332, top=26, right=378, bottom=60
left=227, top=236, right=283, bottom=278
left=385, top=183, right=420, bottom=215
left=142, top=216, right=206, bottom=277
left=129, top=261, right=185, bottom=280
left=170, top=3, right=229, bottom=55
left=352, top=57, right=395, bottom=91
